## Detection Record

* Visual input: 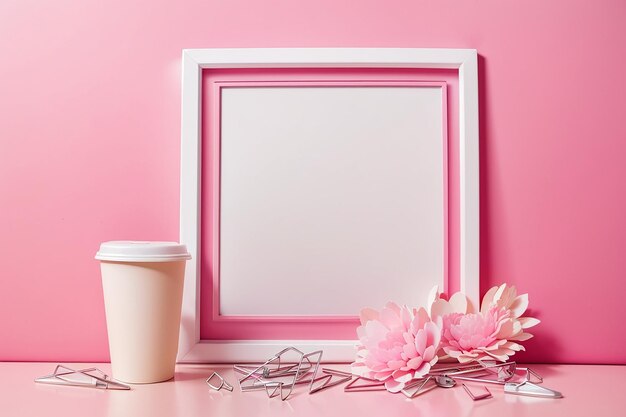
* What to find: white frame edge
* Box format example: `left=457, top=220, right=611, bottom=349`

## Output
left=178, top=48, right=479, bottom=363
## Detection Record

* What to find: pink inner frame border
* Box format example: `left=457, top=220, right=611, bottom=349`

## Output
left=213, top=80, right=449, bottom=320
left=201, top=68, right=460, bottom=340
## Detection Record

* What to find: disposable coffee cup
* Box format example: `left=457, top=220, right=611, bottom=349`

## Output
left=96, top=241, right=191, bottom=384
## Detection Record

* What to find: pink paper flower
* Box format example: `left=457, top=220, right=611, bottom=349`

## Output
left=351, top=302, right=441, bottom=392
left=430, top=284, right=540, bottom=363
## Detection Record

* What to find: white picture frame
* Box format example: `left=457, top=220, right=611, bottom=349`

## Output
left=178, top=48, right=479, bottom=363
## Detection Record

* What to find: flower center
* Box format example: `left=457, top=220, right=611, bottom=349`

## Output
left=449, top=312, right=497, bottom=350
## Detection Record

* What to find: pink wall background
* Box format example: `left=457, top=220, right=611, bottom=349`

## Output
left=1, top=0, right=625, bottom=364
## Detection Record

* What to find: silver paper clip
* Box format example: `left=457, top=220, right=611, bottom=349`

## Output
left=446, top=361, right=560, bottom=399
left=206, top=372, right=233, bottom=392
left=344, top=376, right=386, bottom=392
left=445, top=360, right=517, bottom=383
left=401, top=377, right=437, bottom=398
left=236, top=347, right=323, bottom=400
left=34, top=365, right=130, bottom=390
left=307, top=373, right=351, bottom=394
left=399, top=374, right=455, bottom=398
left=403, top=360, right=558, bottom=400
left=296, top=368, right=351, bottom=394
left=462, top=384, right=492, bottom=400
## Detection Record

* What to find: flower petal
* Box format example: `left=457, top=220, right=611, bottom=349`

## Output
left=379, top=306, right=401, bottom=330
left=414, top=362, right=432, bottom=378
left=480, top=286, right=499, bottom=313
left=422, top=345, right=436, bottom=362
left=493, top=284, right=506, bottom=305
left=392, top=369, right=413, bottom=383
left=501, top=341, right=524, bottom=351
left=457, top=353, right=479, bottom=363
left=356, top=325, right=366, bottom=340
left=424, top=321, right=441, bottom=349
left=374, top=370, right=393, bottom=381
left=509, top=294, right=529, bottom=318
left=492, top=284, right=517, bottom=309
left=363, top=320, right=388, bottom=344
left=427, top=285, right=440, bottom=309
left=406, top=356, right=424, bottom=370
left=415, top=328, right=427, bottom=355
left=509, top=332, right=534, bottom=341
left=385, top=301, right=402, bottom=317
left=519, top=317, right=540, bottom=329
left=400, top=305, right=413, bottom=329
left=384, top=379, right=406, bottom=393
left=495, top=318, right=514, bottom=339
left=431, top=299, right=453, bottom=319
left=484, top=350, right=509, bottom=362
left=359, top=307, right=380, bottom=325
left=387, top=360, right=405, bottom=370
left=449, top=292, right=468, bottom=314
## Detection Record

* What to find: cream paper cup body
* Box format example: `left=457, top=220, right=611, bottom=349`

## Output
left=96, top=241, right=191, bottom=384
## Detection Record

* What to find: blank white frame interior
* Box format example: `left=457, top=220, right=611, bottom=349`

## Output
left=220, top=85, right=445, bottom=316
left=179, top=48, right=479, bottom=363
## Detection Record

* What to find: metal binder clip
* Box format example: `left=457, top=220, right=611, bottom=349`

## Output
left=34, top=365, right=130, bottom=390
left=206, top=372, right=233, bottom=392
left=504, top=381, right=563, bottom=398
left=434, top=375, right=457, bottom=388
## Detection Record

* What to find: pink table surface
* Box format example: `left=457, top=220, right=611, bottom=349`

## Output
left=0, top=362, right=622, bottom=417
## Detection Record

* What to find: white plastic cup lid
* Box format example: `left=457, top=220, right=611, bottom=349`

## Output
left=95, top=241, right=192, bottom=262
